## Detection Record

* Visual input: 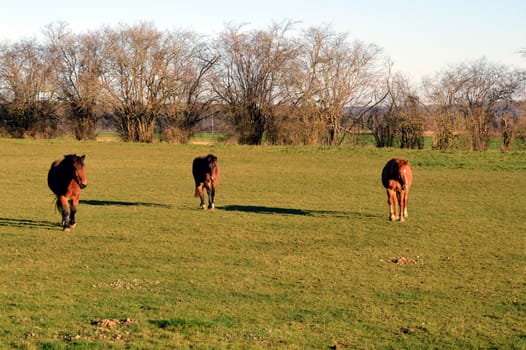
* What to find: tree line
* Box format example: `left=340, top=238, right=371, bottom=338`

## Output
left=1, top=21, right=525, bottom=150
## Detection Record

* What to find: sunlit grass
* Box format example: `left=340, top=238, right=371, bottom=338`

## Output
left=0, top=139, right=524, bottom=348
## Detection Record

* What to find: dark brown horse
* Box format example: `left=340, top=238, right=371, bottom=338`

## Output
left=48, top=154, right=88, bottom=231
left=192, top=154, right=219, bottom=209
left=381, top=158, right=413, bottom=222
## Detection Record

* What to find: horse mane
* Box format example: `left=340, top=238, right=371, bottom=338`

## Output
left=206, top=154, right=217, bottom=163
left=63, top=154, right=84, bottom=166
left=397, top=158, right=409, bottom=167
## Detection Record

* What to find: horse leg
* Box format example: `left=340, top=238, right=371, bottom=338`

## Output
left=207, top=186, right=215, bottom=210
left=69, top=196, right=79, bottom=229
left=394, top=191, right=401, bottom=221
left=396, top=191, right=404, bottom=222
left=387, top=189, right=397, bottom=221
left=196, top=184, right=206, bottom=209
left=58, top=196, right=71, bottom=231
left=401, top=189, right=409, bottom=219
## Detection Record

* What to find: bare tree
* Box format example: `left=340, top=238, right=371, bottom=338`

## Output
left=423, top=69, right=461, bottom=149
left=0, top=39, right=57, bottom=137
left=45, top=23, right=104, bottom=140
left=368, top=68, right=424, bottom=148
left=159, top=31, right=219, bottom=142
left=300, top=26, right=383, bottom=145
left=211, top=22, right=300, bottom=144
left=425, top=58, right=523, bottom=150
left=101, top=23, right=174, bottom=142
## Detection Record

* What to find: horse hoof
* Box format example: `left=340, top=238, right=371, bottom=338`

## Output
left=63, top=227, right=71, bottom=232
left=70, top=223, right=77, bottom=229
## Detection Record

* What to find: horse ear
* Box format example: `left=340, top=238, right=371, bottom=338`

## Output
left=80, top=155, right=86, bottom=161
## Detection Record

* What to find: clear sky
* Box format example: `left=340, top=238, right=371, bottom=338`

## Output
left=1, top=0, right=524, bottom=84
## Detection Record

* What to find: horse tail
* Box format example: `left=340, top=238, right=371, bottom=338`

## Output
left=53, top=196, right=62, bottom=212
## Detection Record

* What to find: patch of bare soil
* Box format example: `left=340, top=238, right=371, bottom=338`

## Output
left=188, top=139, right=216, bottom=145
left=400, top=325, right=428, bottom=334
left=96, top=135, right=121, bottom=142
left=91, top=318, right=136, bottom=328
left=391, top=257, right=420, bottom=265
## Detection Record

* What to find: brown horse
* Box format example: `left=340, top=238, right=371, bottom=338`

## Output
left=48, top=154, right=88, bottom=231
left=381, top=158, right=412, bottom=222
left=192, top=154, right=219, bottom=209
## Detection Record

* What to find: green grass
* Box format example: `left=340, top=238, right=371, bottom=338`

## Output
left=0, top=138, right=525, bottom=349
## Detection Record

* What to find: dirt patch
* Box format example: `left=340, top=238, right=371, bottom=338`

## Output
left=188, top=138, right=217, bottom=145
left=96, top=135, right=121, bottom=142
left=391, top=257, right=420, bottom=265
left=400, top=325, right=428, bottom=334
left=91, top=318, right=136, bottom=328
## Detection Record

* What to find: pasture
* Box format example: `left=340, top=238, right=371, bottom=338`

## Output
left=0, top=138, right=525, bottom=349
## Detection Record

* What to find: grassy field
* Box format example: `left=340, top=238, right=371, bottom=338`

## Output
left=0, top=138, right=525, bottom=349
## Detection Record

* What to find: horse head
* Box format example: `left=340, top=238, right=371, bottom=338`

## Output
left=206, top=154, right=218, bottom=180
left=67, top=154, right=88, bottom=189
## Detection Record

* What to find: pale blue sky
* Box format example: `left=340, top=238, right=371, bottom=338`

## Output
left=1, top=0, right=524, bottom=84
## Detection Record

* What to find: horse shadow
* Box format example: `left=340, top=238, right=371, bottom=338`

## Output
left=219, top=205, right=350, bottom=217
left=80, top=199, right=171, bottom=209
left=0, top=217, right=59, bottom=230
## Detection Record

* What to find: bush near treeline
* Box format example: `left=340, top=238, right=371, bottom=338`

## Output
left=0, top=21, right=525, bottom=149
